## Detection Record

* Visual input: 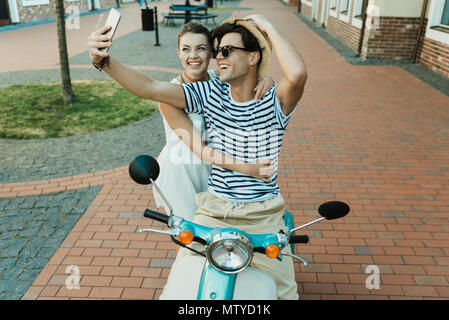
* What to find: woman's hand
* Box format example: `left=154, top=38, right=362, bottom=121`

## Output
left=87, top=26, right=112, bottom=63
left=254, top=76, right=275, bottom=100
left=241, top=159, right=276, bottom=183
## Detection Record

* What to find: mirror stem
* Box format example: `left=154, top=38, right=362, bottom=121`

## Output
left=289, top=217, right=325, bottom=236
left=150, top=178, right=174, bottom=227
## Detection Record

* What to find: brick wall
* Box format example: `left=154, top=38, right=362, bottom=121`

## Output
left=302, top=1, right=422, bottom=62
left=16, top=0, right=117, bottom=24
left=314, top=0, right=362, bottom=52
left=362, top=16, right=421, bottom=61
left=326, top=14, right=362, bottom=51
left=16, top=1, right=54, bottom=22
left=298, top=1, right=449, bottom=78
left=419, top=36, right=449, bottom=78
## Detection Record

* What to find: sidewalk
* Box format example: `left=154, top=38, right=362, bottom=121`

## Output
left=1, top=0, right=448, bottom=300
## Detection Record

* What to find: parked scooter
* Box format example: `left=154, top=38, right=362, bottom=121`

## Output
left=129, top=155, right=350, bottom=300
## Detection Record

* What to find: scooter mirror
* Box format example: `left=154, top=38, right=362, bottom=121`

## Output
left=129, top=155, right=160, bottom=185
left=318, top=201, right=350, bottom=220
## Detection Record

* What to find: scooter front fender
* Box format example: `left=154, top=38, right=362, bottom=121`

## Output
left=161, top=254, right=277, bottom=300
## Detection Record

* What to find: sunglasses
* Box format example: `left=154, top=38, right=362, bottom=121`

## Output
left=212, top=45, right=253, bottom=59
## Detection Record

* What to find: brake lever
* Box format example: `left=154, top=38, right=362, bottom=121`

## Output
left=138, top=228, right=180, bottom=236
left=282, top=252, right=308, bottom=267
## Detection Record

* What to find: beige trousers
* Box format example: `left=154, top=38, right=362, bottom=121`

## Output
left=175, top=191, right=299, bottom=300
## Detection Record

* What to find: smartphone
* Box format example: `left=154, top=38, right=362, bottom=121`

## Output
left=100, top=8, right=121, bottom=53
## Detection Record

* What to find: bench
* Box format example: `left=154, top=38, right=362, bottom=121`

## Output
left=192, top=14, right=217, bottom=25
left=162, top=13, right=217, bottom=26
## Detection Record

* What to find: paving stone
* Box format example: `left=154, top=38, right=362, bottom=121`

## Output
left=149, top=258, right=175, bottom=268
left=355, top=246, right=372, bottom=256
left=0, top=280, right=15, bottom=292
left=1, top=268, right=22, bottom=280
left=0, top=186, right=101, bottom=299
left=119, top=212, right=144, bottom=219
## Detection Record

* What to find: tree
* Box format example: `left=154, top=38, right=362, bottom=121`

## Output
left=55, top=0, right=75, bottom=104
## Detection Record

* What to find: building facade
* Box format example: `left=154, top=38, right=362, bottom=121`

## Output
left=0, top=0, right=117, bottom=26
left=298, top=0, right=449, bottom=78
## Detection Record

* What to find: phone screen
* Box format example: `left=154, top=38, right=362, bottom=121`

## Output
left=100, top=8, right=121, bottom=53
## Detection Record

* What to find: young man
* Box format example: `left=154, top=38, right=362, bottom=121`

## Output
left=88, top=15, right=307, bottom=299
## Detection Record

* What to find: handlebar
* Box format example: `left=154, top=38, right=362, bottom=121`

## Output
left=143, top=208, right=309, bottom=246
left=144, top=209, right=169, bottom=225
left=289, top=235, right=309, bottom=244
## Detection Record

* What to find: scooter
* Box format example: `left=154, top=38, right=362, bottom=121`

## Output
left=129, top=155, right=350, bottom=300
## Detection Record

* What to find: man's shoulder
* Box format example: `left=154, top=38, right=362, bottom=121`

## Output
left=184, top=77, right=223, bottom=89
left=185, top=77, right=225, bottom=98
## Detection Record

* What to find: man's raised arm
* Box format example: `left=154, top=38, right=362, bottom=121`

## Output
left=245, top=15, right=308, bottom=115
left=88, top=26, right=187, bottom=109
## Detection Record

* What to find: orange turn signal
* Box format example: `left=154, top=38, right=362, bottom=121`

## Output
left=265, top=244, right=280, bottom=259
left=179, top=230, right=194, bottom=245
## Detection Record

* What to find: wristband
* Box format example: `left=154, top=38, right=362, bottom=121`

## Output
left=92, top=56, right=110, bottom=72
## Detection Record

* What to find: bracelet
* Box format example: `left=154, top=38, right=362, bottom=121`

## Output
left=92, top=56, right=110, bottom=72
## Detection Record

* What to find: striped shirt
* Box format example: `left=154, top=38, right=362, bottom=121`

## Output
left=182, top=78, right=297, bottom=203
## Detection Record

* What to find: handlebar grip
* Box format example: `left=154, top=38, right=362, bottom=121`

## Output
left=289, top=235, right=309, bottom=244
left=144, top=209, right=169, bottom=225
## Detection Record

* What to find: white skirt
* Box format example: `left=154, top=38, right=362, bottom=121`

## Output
left=153, top=113, right=211, bottom=220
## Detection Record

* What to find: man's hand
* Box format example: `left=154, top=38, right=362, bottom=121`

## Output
left=87, top=26, right=113, bottom=64
left=245, top=14, right=308, bottom=115
left=244, top=14, right=274, bottom=34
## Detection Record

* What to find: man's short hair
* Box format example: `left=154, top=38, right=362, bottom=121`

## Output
left=211, top=22, right=262, bottom=66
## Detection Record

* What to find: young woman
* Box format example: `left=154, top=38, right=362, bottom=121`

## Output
left=154, top=22, right=275, bottom=220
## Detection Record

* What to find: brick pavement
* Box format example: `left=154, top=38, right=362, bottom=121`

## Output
left=1, top=0, right=448, bottom=300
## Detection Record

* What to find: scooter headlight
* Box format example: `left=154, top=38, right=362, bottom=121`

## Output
left=206, top=232, right=252, bottom=274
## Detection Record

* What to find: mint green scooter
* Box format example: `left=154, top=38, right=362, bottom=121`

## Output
left=129, top=155, right=349, bottom=300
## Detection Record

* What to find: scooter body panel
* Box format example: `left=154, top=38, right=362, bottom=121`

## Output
left=161, top=255, right=277, bottom=300
left=197, top=263, right=236, bottom=300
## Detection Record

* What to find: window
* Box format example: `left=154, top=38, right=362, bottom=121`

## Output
left=340, top=0, right=349, bottom=14
left=354, top=0, right=363, bottom=19
left=351, top=0, right=363, bottom=28
left=430, top=0, right=449, bottom=32
left=330, top=0, right=338, bottom=18
left=330, top=0, right=337, bottom=11
left=441, top=0, right=449, bottom=25
left=22, top=0, right=50, bottom=6
left=426, top=0, right=449, bottom=45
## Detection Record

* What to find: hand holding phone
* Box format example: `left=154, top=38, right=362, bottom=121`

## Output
left=100, top=8, right=121, bottom=53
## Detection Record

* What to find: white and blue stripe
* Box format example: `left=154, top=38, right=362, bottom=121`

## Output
left=182, top=78, right=297, bottom=203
